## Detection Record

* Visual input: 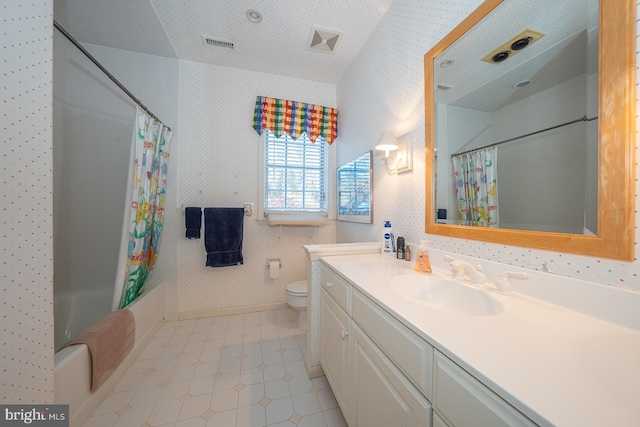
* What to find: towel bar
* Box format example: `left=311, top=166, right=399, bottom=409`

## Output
left=181, top=203, right=253, bottom=217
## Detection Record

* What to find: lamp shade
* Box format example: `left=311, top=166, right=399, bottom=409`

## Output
left=375, top=131, right=399, bottom=158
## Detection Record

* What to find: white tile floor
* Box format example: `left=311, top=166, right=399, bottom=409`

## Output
left=83, top=308, right=347, bottom=427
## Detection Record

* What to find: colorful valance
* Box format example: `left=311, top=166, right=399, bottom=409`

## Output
left=253, top=96, right=338, bottom=144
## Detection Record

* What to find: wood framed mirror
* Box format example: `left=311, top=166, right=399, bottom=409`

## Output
left=424, top=0, right=635, bottom=260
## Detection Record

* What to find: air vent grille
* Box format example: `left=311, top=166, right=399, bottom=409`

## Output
left=481, top=29, right=545, bottom=64
left=201, top=35, right=234, bottom=50
left=308, top=27, right=341, bottom=53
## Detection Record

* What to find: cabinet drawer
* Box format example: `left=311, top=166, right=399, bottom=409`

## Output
left=433, top=351, right=536, bottom=427
left=320, top=264, right=350, bottom=313
left=352, top=289, right=433, bottom=400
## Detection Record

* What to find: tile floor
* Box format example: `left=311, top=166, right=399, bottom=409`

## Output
left=83, top=308, right=347, bottom=427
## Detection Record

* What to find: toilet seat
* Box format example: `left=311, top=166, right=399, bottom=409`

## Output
left=286, top=280, right=307, bottom=295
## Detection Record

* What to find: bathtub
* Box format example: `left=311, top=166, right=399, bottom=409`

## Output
left=54, top=287, right=113, bottom=351
left=54, top=283, right=166, bottom=427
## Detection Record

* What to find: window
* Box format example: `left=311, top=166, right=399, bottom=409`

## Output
left=261, top=131, right=328, bottom=220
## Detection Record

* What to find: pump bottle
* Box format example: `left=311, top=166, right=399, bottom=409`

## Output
left=414, top=240, right=432, bottom=273
left=382, top=221, right=393, bottom=255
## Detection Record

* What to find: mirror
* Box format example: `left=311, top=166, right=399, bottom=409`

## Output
left=337, top=151, right=373, bottom=223
left=425, top=0, right=635, bottom=260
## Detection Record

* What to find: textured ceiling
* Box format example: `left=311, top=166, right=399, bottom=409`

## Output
left=53, top=0, right=395, bottom=84
left=434, top=0, right=598, bottom=112
left=53, top=0, right=594, bottom=104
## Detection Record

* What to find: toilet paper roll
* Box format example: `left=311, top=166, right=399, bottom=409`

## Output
left=269, top=260, right=280, bottom=279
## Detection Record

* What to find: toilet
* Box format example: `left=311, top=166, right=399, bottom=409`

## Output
left=286, top=280, right=308, bottom=330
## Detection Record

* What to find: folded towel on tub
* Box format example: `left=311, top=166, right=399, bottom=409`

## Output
left=204, top=207, right=244, bottom=267
left=185, top=207, right=202, bottom=239
left=58, top=308, right=135, bottom=391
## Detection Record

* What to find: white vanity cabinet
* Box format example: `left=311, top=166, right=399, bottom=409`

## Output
left=350, top=322, right=431, bottom=427
left=433, top=351, right=536, bottom=427
left=320, top=263, right=432, bottom=427
left=320, top=288, right=351, bottom=424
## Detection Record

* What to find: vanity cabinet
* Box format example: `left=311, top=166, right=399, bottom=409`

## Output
left=320, top=264, right=431, bottom=427
left=433, top=351, right=536, bottom=427
left=320, top=261, right=541, bottom=427
left=350, top=322, right=431, bottom=427
left=320, top=290, right=351, bottom=424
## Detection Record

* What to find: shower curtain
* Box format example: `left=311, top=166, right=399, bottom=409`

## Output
left=452, top=147, right=498, bottom=227
left=113, top=107, right=172, bottom=310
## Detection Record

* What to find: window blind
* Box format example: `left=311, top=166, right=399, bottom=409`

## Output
left=264, top=131, right=328, bottom=213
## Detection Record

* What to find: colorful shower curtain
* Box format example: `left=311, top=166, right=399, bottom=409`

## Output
left=116, top=107, right=172, bottom=309
left=452, top=147, right=498, bottom=227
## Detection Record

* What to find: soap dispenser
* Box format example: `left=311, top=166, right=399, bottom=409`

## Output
left=414, top=240, right=432, bottom=273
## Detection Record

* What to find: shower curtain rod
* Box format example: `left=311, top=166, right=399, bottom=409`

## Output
left=450, top=115, right=597, bottom=158
left=53, top=20, right=171, bottom=132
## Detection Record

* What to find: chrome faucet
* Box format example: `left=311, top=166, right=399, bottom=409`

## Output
left=449, top=259, right=487, bottom=285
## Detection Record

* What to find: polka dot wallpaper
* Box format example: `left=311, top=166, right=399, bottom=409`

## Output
left=177, top=61, right=337, bottom=314
left=1, top=0, right=54, bottom=403
left=1, top=0, right=638, bottom=406
left=337, top=0, right=640, bottom=291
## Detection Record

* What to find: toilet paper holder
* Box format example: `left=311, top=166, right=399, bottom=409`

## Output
left=266, top=258, right=282, bottom=269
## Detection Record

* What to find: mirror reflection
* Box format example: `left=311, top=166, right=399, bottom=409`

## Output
left=433, top=0, right=598, bottom=234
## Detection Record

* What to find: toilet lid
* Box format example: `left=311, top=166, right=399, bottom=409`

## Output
left=286, top=280, right=307, bottom=294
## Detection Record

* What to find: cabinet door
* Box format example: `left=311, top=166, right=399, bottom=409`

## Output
left=351, top=323, right=431, bottom=427
left=433, top=412, right=449, bottom=427
left=321, top=290, right=351, bottom=424
left=433, top=352, right=536, bottom=427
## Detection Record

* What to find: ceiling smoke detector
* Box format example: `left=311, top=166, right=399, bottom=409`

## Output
left=307, top=27, right=342, bottom=53
left=481, top=29, right=545, bottom=64
left=201, top=35, right=235, bottom=50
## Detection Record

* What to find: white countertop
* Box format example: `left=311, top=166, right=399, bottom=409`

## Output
left=320, top=253, right=640, bottom=427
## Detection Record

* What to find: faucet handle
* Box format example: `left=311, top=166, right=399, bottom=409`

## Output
left=496, top=271, right=529, bottom=295
left=446, top=256, right=465, bottom=278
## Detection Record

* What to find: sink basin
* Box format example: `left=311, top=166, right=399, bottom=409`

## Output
left=388, top=275, right=504, bottom=316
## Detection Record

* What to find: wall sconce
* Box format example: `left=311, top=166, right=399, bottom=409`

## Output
left=375, top=131, right=413, bottom=175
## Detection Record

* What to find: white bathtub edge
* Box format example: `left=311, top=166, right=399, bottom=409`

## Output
left=54, top=282, right=166, bottom=427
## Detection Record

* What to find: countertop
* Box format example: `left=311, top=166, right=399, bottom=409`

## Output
left=320, top=253, right=640, bottom=427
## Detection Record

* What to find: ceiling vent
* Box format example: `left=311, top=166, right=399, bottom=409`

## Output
left=201, top=35, right=234, bottom=50
left=307, top=27, right=342, bottom=53
left=481, top=29, right=545, bottom=64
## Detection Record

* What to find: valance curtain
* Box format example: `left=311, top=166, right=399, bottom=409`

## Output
left=452, top=147, right=498, bottom=227
left=252, top=96, right=338, bottom=144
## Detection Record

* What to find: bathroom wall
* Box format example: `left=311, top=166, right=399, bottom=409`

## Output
left=177, top=61, right=337, bottom=315
left=52, top=37, right=180, bottom=311
left=1, top=0, right=55, bottom=403
left=336, top=0, right=640, bottom=290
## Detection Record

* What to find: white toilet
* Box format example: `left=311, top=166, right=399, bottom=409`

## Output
left=286, top=280, right=308, bottom=330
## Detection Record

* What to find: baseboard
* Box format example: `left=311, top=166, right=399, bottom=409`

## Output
left=179, top=302, right=290, bottom=319
left=305, top=356, right=324, bottom=379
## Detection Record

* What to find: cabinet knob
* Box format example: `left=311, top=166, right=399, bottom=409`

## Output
left=326, top=281, right=334, bottom=288
left=340, top=330, right=349, bottom=340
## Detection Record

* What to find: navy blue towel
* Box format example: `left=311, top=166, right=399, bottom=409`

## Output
left=204, top=208, right=244, bottom=267
left=185, top=207, right=202, bottom=239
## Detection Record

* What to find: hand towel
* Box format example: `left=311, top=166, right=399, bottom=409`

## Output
left=185, top=207, right=202, bottom=239
left=58, top=309, right=135, bottom=391
left=204, top=207, right=244, bottom=267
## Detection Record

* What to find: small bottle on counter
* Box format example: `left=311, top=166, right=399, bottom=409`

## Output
left=382, top=221, right=393, bottom=255
left=404, top=245, right=411, bottom=261
left=396, top=237, right=405, bottom=259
